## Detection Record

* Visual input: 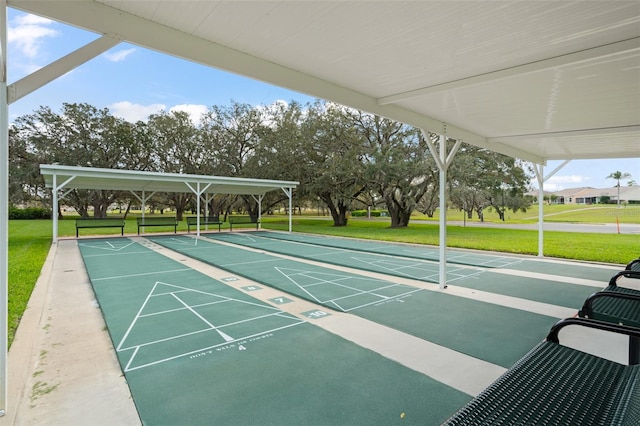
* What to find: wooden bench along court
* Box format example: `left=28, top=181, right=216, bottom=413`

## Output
left=137, top=217, right=178, bottom=234
left=228, top=215, right=259, bottom=231
left=75, top=218, right=125, bottom=238
left=186, top=216, right=223, bottom=232
left=443, top=317, right=640, bottom=425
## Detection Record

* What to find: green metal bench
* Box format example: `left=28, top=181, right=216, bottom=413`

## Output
left=228, top=215, right=259, bottom=231
left=444, top=318, right=640, bottom=426
left=186, top=216, right=223, bottom=232
left=75, top=218, right=125, bottom=238
left=627, top=258, right=640, bottom=272
left=136, top=217, right=178, bottom=234
left=579, top=271, right=640, bottom=328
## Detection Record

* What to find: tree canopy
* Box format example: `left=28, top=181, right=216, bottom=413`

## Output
left=9, top=100, right=532, bottom=225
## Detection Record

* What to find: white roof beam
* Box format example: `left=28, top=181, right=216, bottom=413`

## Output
left=7, top=34, right=120, bottom=104
left=377, top=38, right=640, bottom=106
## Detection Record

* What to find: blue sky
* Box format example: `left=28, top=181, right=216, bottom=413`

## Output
left=7, top=9, right=639, bottom=191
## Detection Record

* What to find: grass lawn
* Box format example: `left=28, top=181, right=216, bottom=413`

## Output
left=7, top=211, right=639, bottom=348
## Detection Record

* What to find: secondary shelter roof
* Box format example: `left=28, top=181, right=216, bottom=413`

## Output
left=10, top=1, right=640, bottom=164
left=40, top=164, right=299, bottom=196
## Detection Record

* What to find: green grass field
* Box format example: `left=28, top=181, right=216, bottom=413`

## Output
left=7, top=207, right=640, bottom=347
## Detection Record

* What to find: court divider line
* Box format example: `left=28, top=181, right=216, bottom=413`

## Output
left=131, top=236, right=506, bottom=396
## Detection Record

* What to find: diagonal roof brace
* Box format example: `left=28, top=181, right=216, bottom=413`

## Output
left=7, top=34, right=121, bottom=104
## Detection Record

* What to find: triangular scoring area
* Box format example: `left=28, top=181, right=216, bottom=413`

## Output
left=274, top=266, right=421, bottom=312
left=116, top=281, right=304, bottom=372
left=78, top=239, right=136, bottom=252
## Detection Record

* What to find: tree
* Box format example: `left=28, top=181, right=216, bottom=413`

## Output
left=9, top=103, right=136, bottom=217
left=355, top=112, right=436, bottom=227
left=607, top=170, right=632, bottom=208
left=448, top=143, right=531, bottom=221
left=298, top=102, right=366, bottom=226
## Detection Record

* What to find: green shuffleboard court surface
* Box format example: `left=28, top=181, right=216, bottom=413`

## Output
left=150, top=235, right=557, bottom=368
left=253, top=230, right=518, bottom=268
left=78, top=238, right=471, bottom=425
left=256, top=231, right=618, bottom=282
left=202, top=232, right=601, bottom=310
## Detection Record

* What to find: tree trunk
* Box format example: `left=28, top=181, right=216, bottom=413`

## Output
left=320, top=194, right=348, bottom=226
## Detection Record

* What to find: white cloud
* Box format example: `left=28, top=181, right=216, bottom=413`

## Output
left=109, top=101, right=167, bottom=123
left=547, top=174, right=591, bottom=185
left=104, top=48, right=136, bottom=62
left=8, top=13, right=59, bottom=58
left=169, top=104, right=208, bottom=124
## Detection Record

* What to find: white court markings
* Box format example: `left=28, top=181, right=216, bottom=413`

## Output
left=274, top=266, right=421, bottom=312
left=115, top=281, right=305, bottom=372
left=217, top=233, right=489, bottom=283
left=78, top=239, right=139, bottom=255
left=349, top=256, right=485, bottom=284
left=260, top=232, right=525, bottom=269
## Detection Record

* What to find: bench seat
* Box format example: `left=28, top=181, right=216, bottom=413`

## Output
left=186, top=216, right=223, bottom=232
left=75, top=218, right=125, bottom=237
left=579, top=271, right=640, bottom=328
left=136, top=217, right=178, bottom=234
left=228, top=215, right=259, bottom=231
left=444, top=318, right=640, bottom=426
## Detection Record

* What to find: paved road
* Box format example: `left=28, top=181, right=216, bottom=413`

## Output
left=440, top=221, right=640, bottom=234
left=343, top=217, right=640, bottom=234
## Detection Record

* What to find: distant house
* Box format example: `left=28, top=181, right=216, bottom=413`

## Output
left=552, top=187, right=593, bottom=204
left=527, top=186, right=640, bottom=205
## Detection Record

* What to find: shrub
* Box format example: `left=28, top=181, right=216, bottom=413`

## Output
left=351, top=209, right=388, bottom=217
left=9, top=206, right=52, bottom=220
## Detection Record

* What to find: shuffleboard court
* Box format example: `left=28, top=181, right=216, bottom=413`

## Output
left=252, top=231, right=522, bottom=268
left=149, top=235, right=558, bottom=367
left=206, top=231, right=482, bottom=284
left=78, top=238, right=472, bottom=425
left=253, top=231, right=620, bottom=282
left=203, top=232, right=602, bottom=309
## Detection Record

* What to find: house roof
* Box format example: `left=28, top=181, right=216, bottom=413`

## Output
left=10, top=0, right=640, bottom=164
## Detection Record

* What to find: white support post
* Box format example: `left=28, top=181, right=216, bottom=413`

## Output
left=423, top=129, right=462, bottom=290
left=282, top=187, right=293, bottom=232
left=49, top=174, right=76, bottom=244
left=196, top=182, right=201, bottom=239
left=0, top=0, right=7, bottom=414
left=52, top=173, right=58, bottom=244
left=184, top=182, right=212, bottom=241
left=532, top=160, right=570, bottom=257
left=438, top=135, right=447, bottom=290
left=258, top=195, right=263, bottom=229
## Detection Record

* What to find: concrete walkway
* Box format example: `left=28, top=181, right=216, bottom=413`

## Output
left=0, top=240, right=140, bottom=426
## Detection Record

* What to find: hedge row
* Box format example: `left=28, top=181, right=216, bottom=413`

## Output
left=351, top=209, right=388, bottom=217
left=9, top=206, right=52, bottom=220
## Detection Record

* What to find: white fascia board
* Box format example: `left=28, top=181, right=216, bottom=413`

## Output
left=39, top=165, right=299, bottom=193
left=12, top=1, right=490, bottom=152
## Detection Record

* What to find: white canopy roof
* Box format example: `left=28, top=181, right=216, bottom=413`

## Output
left=9, top=0, right=640, bottom=164
left=40, top=164, right=299, bottom=196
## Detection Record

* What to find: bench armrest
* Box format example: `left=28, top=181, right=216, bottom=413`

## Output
left=546, top=317, right=640, bottom=344
left=579, top=290, right=640, bottom=320
left=608, top=270, right=640, bottom=287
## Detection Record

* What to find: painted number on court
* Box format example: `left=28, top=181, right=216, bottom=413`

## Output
left=241, top=285, right=262, bottom=292
left=302, top=309, right=330, bottom=319
left=269, top=296, right=293, bottom=305
left=222, top=277, right=239, bottom=282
